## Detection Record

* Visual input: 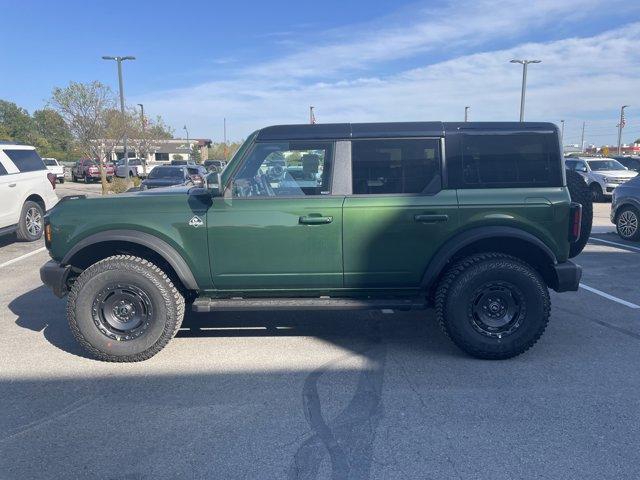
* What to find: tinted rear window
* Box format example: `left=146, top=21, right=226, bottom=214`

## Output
left=4, top=149, right=46, bottom=172
left=351, top=138, right=441, bottom=194
left=448, top=133, right=562, bottom=188
left=149, top=167, right=184, bottom=179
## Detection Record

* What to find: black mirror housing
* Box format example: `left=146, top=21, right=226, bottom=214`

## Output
left=206, top=172, right=223, bottom=197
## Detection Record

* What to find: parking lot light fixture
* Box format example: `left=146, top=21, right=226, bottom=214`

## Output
left=618, top=105, right=629, bottom=155
left=102, top=55, right=136, bottom=180
left=510, top=59, right=541, bottom=122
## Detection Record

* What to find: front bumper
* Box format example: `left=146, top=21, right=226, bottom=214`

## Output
left=551, top=260, right=582, bottom=292
left=40, top=260, right=72, bottom=298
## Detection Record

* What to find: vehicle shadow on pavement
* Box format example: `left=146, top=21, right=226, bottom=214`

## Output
left=9, top=285, right=90, bottom=359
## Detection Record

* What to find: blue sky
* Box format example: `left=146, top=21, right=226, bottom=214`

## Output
left=1, top=0, right=640, bottom=145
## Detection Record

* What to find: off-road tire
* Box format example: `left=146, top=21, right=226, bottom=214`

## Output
left=435, top=253, right=550, bottom=360
left=615, top=205, right=640, bottom=241
left=566, top=169, right=593, bottom=258
left=15, top=200, right=44, bottom=242
left=590, top=183, right=604, bottom=202
left=67, top=255, right=185, bottom=362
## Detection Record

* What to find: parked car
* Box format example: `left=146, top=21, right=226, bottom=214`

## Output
left=41, top=121, right=583, bottom=362
left=611, top=155, right=640, bottom=173
left=116, top=158, right=147, bottom=178
left=140, top=165, right=207, bottom=190
left=42, top=157, right=65, bottom=183
left=0, top=142, right=58, bottom=241
left=71, top=159, right=115, bottom=183
left=611, top=175, right=640, bottom=241
left=203, top=159, right=226, bottom=172
left=565, top=157, right=637, bottom=201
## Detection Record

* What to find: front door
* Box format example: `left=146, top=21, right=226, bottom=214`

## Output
left=342, top=137, right=459, bottom=287
left=207, top=140, right=344, bottom=290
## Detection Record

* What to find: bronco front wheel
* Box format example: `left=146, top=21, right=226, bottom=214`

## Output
left=67, top=255, right=185, bottom=362
left=435, top=253, right=550, bottom=360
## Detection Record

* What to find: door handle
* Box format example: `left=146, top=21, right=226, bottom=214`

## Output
left=299, top=215, right=333, bottom=225
left=8, top=183, right=16, bottom=187
left=414, top=214, right=448, bottom=223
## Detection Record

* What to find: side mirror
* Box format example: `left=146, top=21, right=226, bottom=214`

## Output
left=206, top=172, right=223, bottom=196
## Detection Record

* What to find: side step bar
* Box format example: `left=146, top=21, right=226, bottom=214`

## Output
left=192, top=297, right=427, bottom=313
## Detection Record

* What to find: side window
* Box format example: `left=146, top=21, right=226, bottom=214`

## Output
left=576, top=161, right=588, bottom=172
left=565, top=160, right=577, bottom=170
left=232, top=141, right=333, bottom=197
left=351, top=138, right=441, bottom=195
left=0, top=160, right=7, bottom=176
left=459, top=133, right=562, bottom=188
left=5, top=149, right=46, bottom=172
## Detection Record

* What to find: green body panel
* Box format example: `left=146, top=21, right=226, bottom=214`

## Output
left=342, top=191, right=459, bottom=287
left=48, top=190, right=213, bottom=288
left=456, top=187, right=572, bottom=262
left=207, top=196, right=344, bottom=289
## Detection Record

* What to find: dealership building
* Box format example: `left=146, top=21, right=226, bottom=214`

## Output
left=101, top=138, right=212, bottom=163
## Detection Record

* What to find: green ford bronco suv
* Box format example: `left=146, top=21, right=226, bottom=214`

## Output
left=41, top=122, right=583, bottom=362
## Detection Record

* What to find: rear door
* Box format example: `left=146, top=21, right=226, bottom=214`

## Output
left=342, top=137, right=459, bottom=287
left=207, top=140, right=344, bottom=290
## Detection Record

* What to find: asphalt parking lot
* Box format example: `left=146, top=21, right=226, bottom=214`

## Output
left=1, top=192, right=639, bottom=480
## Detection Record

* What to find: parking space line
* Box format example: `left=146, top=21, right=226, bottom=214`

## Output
left=579, top=283, right=640, bottom=309
left=589, top=237, right=640, bottom=252
left=0, top=247, right=46, bottom=269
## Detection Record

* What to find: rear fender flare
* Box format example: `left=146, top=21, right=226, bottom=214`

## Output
left=421, top=226, right=557, bottom=289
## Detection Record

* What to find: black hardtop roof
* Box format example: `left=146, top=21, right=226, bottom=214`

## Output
left=256, top=122, right=558, bottom=141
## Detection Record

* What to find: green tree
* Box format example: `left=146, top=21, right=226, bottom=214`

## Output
left=0, top=100, right=36, bottom=143
left=208, top=141, right=242, bottom=161
left=33, top=109, right=74, bottom=159
left=50, top=81, right=116, bottom=194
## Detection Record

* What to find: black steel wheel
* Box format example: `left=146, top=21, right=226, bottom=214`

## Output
left=435, top=253, right=550, bottom=360
left=67, top=255, right=185, bottom=362
left=470, top=282, right=524, bottom=338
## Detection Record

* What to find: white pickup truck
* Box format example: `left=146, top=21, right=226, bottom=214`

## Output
left=116, top=158, right=147, bottom=178
left=42, top=157, right=65, bottom=183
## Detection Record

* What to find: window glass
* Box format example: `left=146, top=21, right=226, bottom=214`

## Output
left=351, top=139, right=441, bottom=194
left=43, top=159, right=58, bottom=166
left=0, top=161, right=7, bottom=176
left=232, top=142, right=332, bottom=197
left=155, top=153, right=169, bottom=161
left=586, top=160, right=627, bottom=171
left=565, top=160, right=577, bottom=170
left=460, top=133, right=562, bottom=188
left=148, top=167, right=184, bottom=179
left=4, top=149, right=46, bottom=172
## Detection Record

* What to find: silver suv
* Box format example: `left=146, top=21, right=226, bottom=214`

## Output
left=565, top=157, right=637, bottom=202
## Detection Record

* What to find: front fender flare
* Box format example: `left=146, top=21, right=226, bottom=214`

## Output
left=61, top=229, right=199, bottom=290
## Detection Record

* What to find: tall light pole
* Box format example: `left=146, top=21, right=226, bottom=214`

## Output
left=137, top=103, right=146, bottom=172
left=581, top=121, right=586, bottom=153
left=102, top=56, right=135, bottom=178
left=617, top=105, right=629, bottom=155
left=309, top=106, right=316, bottom=124
left=183, top=125, right=190, bottom=162
left=223, top=117, right=228, bottom=161
left=464, top=106, right=470, bottom=122
left=510, top=59, right=541, bottom=122
left=560, top=119, right=565, bottom=149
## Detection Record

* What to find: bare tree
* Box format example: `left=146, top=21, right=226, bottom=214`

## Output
left=129, top=114, right=174, bottom=175
left=50, top=81, right=116, bottom=194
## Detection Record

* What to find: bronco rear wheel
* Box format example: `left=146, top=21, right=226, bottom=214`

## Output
left=67, top=255, right=184, bottom=362
left=435, top=253, right=550, bottom=360
left=566, top=169, right=593, bottom=258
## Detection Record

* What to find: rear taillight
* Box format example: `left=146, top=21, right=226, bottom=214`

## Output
left=569, top=202, right=582, bottom=242
left=47, top=172, right=56, bottom=190
left=44, top=221, right=52, bottom=248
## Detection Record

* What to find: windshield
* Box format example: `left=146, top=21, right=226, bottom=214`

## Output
left=148, top=167, right=184, bottom=179
left=587, top=160, right=627, bottom=171
left=43, top=159, right=57, bottom=166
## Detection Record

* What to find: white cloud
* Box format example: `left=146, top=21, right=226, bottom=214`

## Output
left=136, top=1, right=640, bottom=146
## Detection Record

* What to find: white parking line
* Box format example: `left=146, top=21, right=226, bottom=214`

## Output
left=589, top=237, right=640, bottom=252
left=0, top=247, right=46, bottom=269
left=579, top=283, right=640, bottom=309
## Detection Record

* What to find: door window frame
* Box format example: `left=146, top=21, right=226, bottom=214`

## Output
left=345, top=136, right=445, bottom=197
left=224, top=140, right=339, bottom=199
